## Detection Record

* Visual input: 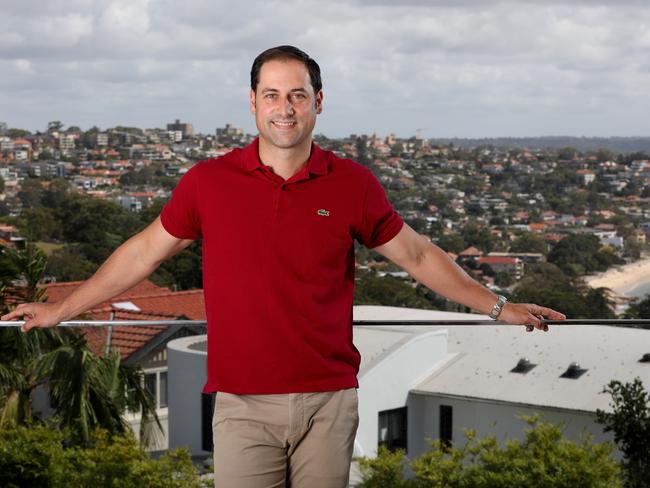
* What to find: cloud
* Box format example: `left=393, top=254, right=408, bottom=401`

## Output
left=1, top=0, right=649, bottom=137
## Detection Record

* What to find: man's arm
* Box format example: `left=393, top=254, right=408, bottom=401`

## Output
left=1, top=217, right=194, bottom=332
left=372, top=223, right=565, bottom=330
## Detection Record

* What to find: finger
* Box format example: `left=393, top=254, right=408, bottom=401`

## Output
left=524, top=313, right=541, bottom=332
left=536, top=315, right=549, bottom=332
left=1, top=310, right=22, bottom=321
left=22, top=318, right=40, bottom=333
left=530, top=305, right=566, bottom=321
left=2, top=306, right=30, bottom=321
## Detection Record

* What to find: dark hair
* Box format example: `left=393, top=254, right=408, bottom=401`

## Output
left=251, top=45, right=322, bottom=94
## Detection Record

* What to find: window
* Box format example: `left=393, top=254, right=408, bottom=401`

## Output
left=159, top=371, right=168, bottom=408
left=560, top=362, right=587, bottom=379
left=202, top=393, right=215, bottom=452
left=378, top=407, right=407, bottom=452
left=143, top=370, right=168, bottom=410
left=439, top=405, right=453, bottom=448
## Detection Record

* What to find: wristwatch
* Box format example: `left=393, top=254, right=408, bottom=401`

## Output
left=488, top=295, right=508, bottom=320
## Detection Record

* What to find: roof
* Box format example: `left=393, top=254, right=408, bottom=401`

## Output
left=45, top=280, right=205, bottom=360
left=45, top=279, right=170, bottom=303
left=353, top=306, right=650, bottom=413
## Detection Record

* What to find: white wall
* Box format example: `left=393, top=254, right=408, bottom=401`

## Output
left=167, top=335, right=209, bottom=455
left=408, top=393, right=617, bottom=459
left=356, top=330, right=448, bottom=458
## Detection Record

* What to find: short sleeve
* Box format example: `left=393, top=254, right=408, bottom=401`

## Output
left=356, top=170, right=404, bottom=248
left=160, top=164, right=202, bottom=239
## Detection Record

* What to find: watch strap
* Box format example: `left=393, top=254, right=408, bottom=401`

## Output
left=489, top=295, right=508, bottom=320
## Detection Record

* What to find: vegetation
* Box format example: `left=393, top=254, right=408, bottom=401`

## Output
left=354, top=268, right=438, bottom=310
left=0, top=244, right=160, bottom=446
left=624, top=296, right=650, bottom=320
left=0, top=426, right=205, bottom=488
left=512, top=263, right=615, bottom=319
left=547, top=233, right=623, bottom=277
left=9, top=180, right=202, bottom=290
left=597, top=378, right=650, bottom=488
left=358, top=417, right=621, bottom=488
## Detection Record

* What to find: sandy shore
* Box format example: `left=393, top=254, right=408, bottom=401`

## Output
left=585, top=257, right=650, bottom=296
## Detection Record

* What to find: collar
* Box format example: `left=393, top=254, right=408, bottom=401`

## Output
left=240, top=137, right=329, bottom=176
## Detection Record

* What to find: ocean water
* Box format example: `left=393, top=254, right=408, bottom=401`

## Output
left=624, top=279, right=650, bottom=299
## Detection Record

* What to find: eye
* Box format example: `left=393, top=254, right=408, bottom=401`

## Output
left=264, top=93, right=277, bottom=100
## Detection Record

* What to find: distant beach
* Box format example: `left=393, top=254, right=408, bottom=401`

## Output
left=585, top=257, right=650, bottom=298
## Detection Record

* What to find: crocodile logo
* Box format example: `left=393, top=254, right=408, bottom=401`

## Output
left=317, top=209, right=330, bottom=217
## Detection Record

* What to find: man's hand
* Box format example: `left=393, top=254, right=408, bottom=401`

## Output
left=1, top=302, right=66, bottom=333
left=498, top=302, right=566, bottom=332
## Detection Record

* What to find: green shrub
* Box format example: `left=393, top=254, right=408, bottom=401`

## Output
left=0, top=425, right=203, bottom=488
left=358, top=417, right=622, bottom=488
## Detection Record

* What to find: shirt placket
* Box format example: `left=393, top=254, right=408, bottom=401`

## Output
left=264, top=166, right=311, bottom=220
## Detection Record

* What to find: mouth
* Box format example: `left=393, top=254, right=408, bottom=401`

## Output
left=271, top=120, right=297, bottom=130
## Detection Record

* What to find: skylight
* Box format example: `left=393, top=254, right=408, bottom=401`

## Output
left=111, top=301, right=141, bottom=312
left=511, top=357, right=536, bottom=374
left=560, top=362, right=587, bottom=379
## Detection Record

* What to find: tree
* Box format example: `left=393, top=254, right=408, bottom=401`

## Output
left=494, top=271, right=513, bottom=287
left=435, top=234, right=465, bottom=254
left=45, top=245, right=97, bottom=281
left=624, top=295, right=650, bottom=320
left=558, top=146, right=579, bottom=160
left=509, top=232, right=548, bottom=255
left=461, top=224, right=494, bottom=253
left=18, top=207, right=61, bottom=241
left=6, top=128, right=32, bottom=138
left=0, top=245, right=160, bottom=446
left=547, top=233, right=623, bottom=277
left=354, top=269, right=438, bottom=310
left=597, top=378, right=650, bottom=488
left=624, top=239, right=642, bottom=260
left=17, top=178, right=44, bottom=208
left=512, top=263, right=615, bottom=319
left=597, top=148, right=616, bottom=162
left=47, top=121, right=64, bottom=133
left=358, top=417, right=621, bottom=487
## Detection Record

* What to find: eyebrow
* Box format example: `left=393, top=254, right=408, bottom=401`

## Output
left=260, top=88, right=309, bottom=94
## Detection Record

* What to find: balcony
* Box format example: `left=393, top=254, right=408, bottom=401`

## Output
left=3, top=308, right=650, bottom=486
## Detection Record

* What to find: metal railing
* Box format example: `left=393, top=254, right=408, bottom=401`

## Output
left=1, top=319, right=650, bottom=328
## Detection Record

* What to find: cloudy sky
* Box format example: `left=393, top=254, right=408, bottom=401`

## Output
left=2, top=0, right=650, bottom=138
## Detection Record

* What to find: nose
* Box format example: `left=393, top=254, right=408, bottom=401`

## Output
left=282, top=98, right=295, bottom=116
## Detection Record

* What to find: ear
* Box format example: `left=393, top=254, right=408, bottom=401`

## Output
left=249, top=89, right=256, bottom=114
left=315, top=90, right=323, bottom=115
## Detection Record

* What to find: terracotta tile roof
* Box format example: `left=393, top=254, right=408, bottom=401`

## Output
left=44, top=280, right=204, bottom=361
left=477, top=256, right=519, bottom=265
left=122, top=290, right=205, bottom=320
left=45, top=279, right=170, bottom=303
left=528, top=222, right=548, bottom=232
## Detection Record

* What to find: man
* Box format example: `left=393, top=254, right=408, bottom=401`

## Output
left=3, top=46, right=565, bottom=487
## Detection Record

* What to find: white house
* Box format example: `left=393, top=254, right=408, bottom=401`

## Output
left=166, top=306, right=650, bottom=483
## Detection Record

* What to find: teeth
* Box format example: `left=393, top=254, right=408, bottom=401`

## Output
left=273, top=121, right=295, bottom=127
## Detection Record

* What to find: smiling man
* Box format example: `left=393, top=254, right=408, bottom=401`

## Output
left=2, top=46, right=564, bottom=487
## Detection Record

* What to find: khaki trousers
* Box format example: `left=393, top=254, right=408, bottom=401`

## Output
left=212, top=388, right=359, bottom=488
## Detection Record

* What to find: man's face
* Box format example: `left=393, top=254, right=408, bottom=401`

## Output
left=250, top=59, right=323, bottom=152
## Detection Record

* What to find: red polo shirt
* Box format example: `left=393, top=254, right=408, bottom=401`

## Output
left=160, top=138, right=404, bottom=393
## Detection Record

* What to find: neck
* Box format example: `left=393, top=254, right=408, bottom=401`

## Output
left=258, top=136, right=312, bottom=179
